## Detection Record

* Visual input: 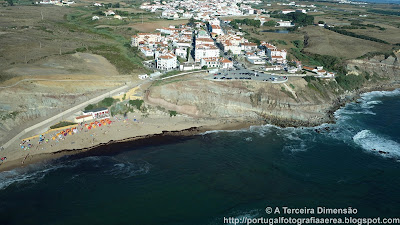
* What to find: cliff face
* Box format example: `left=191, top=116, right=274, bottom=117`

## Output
left=147, top=52, right=400, bottom=127
left=147, top=77, right=340, bottom=126
left=346, top=52, right=400, bottom=81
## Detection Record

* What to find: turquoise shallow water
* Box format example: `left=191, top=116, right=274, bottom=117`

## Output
left=0, top=89, right=400, bottom=225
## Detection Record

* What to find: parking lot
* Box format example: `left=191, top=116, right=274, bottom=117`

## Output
left=205, top=66, right=288, bottom=83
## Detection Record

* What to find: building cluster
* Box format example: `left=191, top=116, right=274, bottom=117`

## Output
left=140, top=0, right=265, bottom=20
left=131, top=1, right=336, bottom=77
left=131, top=24, right=196, bottom=71
left=277, top=1, right=316, bottom=8
left=38, top=0, right=74, bottom=6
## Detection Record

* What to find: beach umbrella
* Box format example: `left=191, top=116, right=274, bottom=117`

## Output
left=64, top=133, right=67, bottom=136
left=52, top=137, right=56, bottom=140
left=88, top=126, right=92, bottom=130
left=69, top=132, right=72, bottom=135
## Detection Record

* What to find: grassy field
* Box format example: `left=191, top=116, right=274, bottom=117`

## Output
left=342, top=25, right=400, bottom=44
left=129, top=19, right=189, bottom=32
left=0, top=4, right=157, bottom=76
left=301, top=26, right=393, bottom=59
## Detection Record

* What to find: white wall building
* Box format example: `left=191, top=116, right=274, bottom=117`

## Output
left=140, top=46, right=154, bottom=57
left=200, top=57, right=233, bottom=69
left=195, top=45, right=220, bottom=61
left=276, top=21, right=294, bottom=27
left=131, top=33, right=162, bottom=47
left=246, top=53, right=265, bottom=64
left=210, top=25, right=223, bottom=35
left=156, top=53, right=177, bottom=70
left=175, top=47, right=188, bottom=59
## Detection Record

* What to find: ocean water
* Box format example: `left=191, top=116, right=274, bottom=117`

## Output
left=353, top=0, right=400, bottom=4
left=1, top=89, right=400, bottom=225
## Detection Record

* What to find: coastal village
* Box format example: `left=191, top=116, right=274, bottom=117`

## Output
left=1, top=0, right=400, bottom=221
left=131, top=0, right=335, bottom=79
left=0, top=0, right=355, bottom=167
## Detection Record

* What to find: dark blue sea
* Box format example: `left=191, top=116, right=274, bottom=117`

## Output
left=353, top=0, right=400, bottom=3
left=1, top=89, right=400, bottom=225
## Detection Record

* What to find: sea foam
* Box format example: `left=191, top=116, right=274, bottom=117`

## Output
left=0, top=156, right=102, bottom=190
left=104, top=159, right=151, bottom=178
left=353, top=130, right=400, bottom=158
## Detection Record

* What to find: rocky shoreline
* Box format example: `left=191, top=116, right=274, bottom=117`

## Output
left=1, top=83, right=399, bottom=173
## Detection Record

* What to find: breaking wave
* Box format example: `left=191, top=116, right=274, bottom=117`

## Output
left=353, top=130, right=400, bottom=158
left=0, top=156, right=101, bottom=191
left=104, top=159, right=151, bottom=178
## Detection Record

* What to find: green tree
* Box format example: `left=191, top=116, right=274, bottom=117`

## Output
left=263, top=20, right=277, bottom=27
left=169, top=110, right=177, bottom=117
left=188, top=17, right=195, bottom=27
left=129, top=99, right=144, bottom=110
left=6, top=0, right=13, bottom=6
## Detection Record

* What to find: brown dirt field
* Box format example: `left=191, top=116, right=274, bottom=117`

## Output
left=5, top=53, right=119, bottom=77
left=302, top=26, right=392, bottom=59
left=0, top=6, right=113, bottom=71
left=129, top=19, right=189, bottom=32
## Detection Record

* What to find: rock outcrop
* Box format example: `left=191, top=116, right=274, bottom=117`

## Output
left=147, top=52, right=400, bottom=127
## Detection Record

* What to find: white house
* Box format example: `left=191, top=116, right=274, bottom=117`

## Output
left=92, top=16, right=100, bottom=20
left=210, top=25, right=223, bottom=35
left=104, top=10, right=115, bottom=16
left=140, top=46, right=154, bottom=57
left=219, top=58, right=233, bottom=69
left=74, top=114, right=94, bottom=123
left=200, top=57, right=233, bottom=69
left=246, top=53, right=265, bottom=64
left=138, top=74, right=149, bottom=80
left=267, top=47, right=287, bottom=64
left=156, top=53, right=177, bottom=70
left=182, top=12, right=193, bottom=18
left=281, top=9, right=295, bottom=14
left=222, top=41, right=242, bottom=55
left=131, top=33, right=162, bottom=47
left=93, top=2, right=102, bottom=6
left=175, top=47, right=188, bottom=59
left=196, top=37, right=214, bottom=46
left=83, top=107, right=109, bottom=118
left=200, top=57, right=220, bottom=68
left=265, top=65, right=283, bottom=71
left=241, top=42, right=258, bottom=52
left=195, top=44, right=220, bottom=61
left=276, top=21, right=294, bottom=27
left=39, top=0, right=58, bottom=4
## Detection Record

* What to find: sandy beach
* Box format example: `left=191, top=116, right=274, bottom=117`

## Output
left=0, top=110, right=254, bottom=172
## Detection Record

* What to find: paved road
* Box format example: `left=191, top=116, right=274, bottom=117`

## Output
left=0, top=77, right=131, bottom=89
left=2, top=81, right=142, bottom=149
left=159, top=70, right=207, bottom=80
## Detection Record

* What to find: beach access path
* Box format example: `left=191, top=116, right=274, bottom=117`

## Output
left=2, top=80, right=147, bottom=150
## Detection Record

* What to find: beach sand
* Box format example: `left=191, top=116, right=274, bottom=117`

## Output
left=0, top=111, right=254, bottom=172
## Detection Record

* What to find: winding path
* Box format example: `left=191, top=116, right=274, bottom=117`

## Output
left=0, top=77, right=131, bottom=89
left=2, top=81, right=140, bottom=149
